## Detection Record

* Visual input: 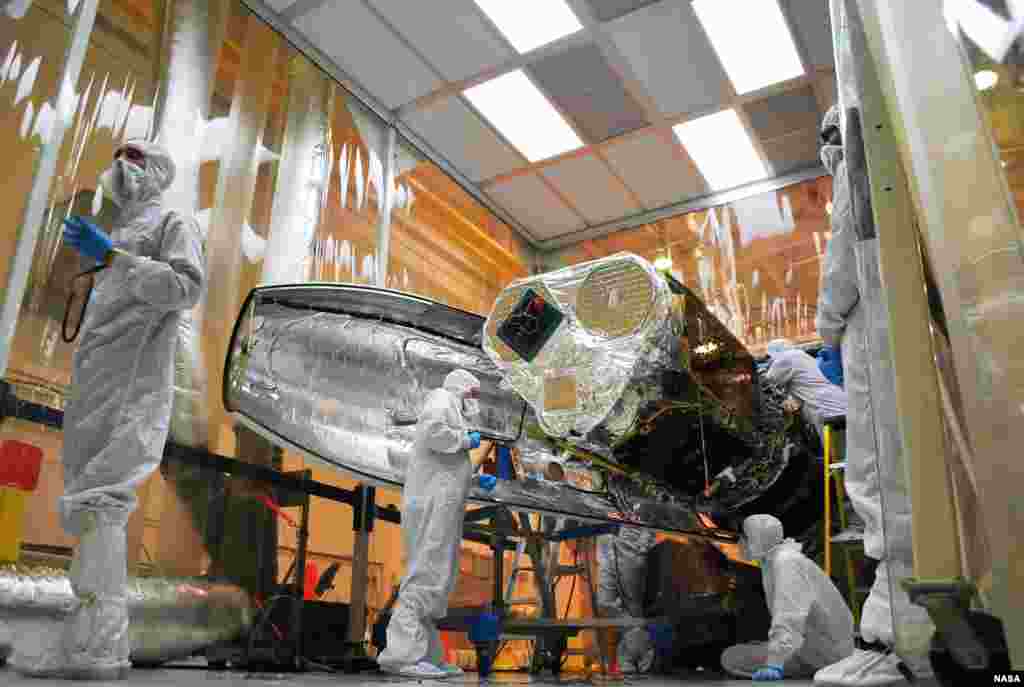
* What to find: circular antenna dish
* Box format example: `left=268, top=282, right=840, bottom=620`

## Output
left=577, top=259, right=656, bottom=339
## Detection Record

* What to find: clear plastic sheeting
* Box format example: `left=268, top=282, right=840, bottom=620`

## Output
left=0, top=564, right=252, bottom=665
left=224, top=284, right=702, bottom=534
left=482, top=253, right=683, bottom=440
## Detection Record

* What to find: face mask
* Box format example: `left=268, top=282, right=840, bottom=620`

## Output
left=99, top=159, right=147, bottom=207
left=462, top=398, right=481, bottom=418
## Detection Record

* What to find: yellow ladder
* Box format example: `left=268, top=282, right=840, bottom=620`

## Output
left=823, top=417, right=866, bottom=625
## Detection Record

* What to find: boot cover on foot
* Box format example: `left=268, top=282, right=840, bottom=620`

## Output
left=9, top=595, right=130, bottom=680
left=813, top=647, right=932, bottom=686
left=382, top=660, right=452, bottom=679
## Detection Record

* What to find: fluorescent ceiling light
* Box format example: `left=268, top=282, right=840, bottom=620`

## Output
left=974, top=69, right=999, bottom=90
left=473, top=0, right=583, bottom=54
left=464, top=70, right=583, bottom=163
left=673, top=109, right=767, bottom=190
left=692, top=0, right=804, bottom=94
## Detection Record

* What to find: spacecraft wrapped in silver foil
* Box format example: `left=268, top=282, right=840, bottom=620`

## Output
left=482, top=253, right=687, bottom=439
left=483, top=253, right=815, bottom=527
left=0, top=564, right=252, bottom=665
left=222, top=285, right=704, bottom=534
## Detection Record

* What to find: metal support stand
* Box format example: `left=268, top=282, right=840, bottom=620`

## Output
left=288, top=471, right=312, bottom=667
left=453, top=503, right=624, bottom=677
left=341, top=484, right=378, bottom=672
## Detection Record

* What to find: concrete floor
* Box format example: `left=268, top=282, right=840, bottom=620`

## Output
left=0, top=663, right=817, bottom=687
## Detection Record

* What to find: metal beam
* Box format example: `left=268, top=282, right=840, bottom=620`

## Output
left=537, top=164, right=826, bottom=250
left=279, top=0, right=327, bottom=23
left=239, top=0, right=540, bottom=247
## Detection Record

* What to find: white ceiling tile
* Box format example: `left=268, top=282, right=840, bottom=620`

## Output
left=783, top=0, right=834, bottom=67
left=368, top=0, right=514, bottom=83
left=584, top=0, right=661, bottom=23
left=761, top=128, right=822, bottom=176
left=487, top=175, right=586, bottom=240
left=266, top=0, right=297, bottom=10
left=601, top=132, right=707, bottom=210
left=606, top=0, right=728, bottom=116
left=745, top=87, right=820, bottom=141
left=402, top=96, right=524, bottom=182
left=529, top=42, right=650, bottom=144
left=541, top=155, right=640, bottom=224
left=293, top=2, right=442, bottom=109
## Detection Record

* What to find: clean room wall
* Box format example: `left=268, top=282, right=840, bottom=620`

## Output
left=0, top=0, right=533, bottom=630
left=552, top=176, right=834, bottom=356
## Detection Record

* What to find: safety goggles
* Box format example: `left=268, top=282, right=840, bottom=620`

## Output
left=114, top=146, right=146, bottom=164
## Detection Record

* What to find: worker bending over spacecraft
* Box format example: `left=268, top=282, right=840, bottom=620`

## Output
left=763, top=339, right=847, bottom=440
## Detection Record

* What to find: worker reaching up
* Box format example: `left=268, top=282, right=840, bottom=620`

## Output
left=378, top=369, right=494, bottom=679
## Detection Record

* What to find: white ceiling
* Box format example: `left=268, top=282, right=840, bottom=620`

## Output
left=249, top=0, right=835, bottom=249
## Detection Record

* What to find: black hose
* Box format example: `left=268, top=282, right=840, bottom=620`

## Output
left=62, top=264, right=108, bottom=343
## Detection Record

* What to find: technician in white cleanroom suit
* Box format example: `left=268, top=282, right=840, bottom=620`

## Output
left=596, top=525, right=657, bottom=673
left=11, top=140, right=204, bottom=680
left=721, top=515, right=855, bottom=681
left=378, top=369, right=484, bottom=679
left=813, top=106, right=933, bottom=686
left=763, top=339, right=848, bottom=439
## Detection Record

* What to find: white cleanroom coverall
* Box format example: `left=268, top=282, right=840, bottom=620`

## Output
left=722, top=515, right=855, bottom=679
left=11, top=139, right=205, bottom=680
left=813, top=105, right=933, bottom=686
left=378, top=370, right=481, bottom=679
left=596, top=525, right=657, bottom=672
left=763, top=346, right=848, bottom=437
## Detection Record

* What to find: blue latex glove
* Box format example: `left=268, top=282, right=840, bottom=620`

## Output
left=817, top=346, right=844, bottom=388
left=476, top=474, right=497, bottom=492
left=63, top=216, right=113, bottom=263
left=467, top=431, right=481, bottom=450
left=752, top=665, right=784, bottom=681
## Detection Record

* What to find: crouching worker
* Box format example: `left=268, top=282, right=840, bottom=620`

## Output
left=721, top=515, right=854, bottom=681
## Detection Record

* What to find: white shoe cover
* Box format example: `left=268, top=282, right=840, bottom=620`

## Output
left=11, top=519, right=131, bottom=680
left=8, top=598, right=130, bottom=680
left=813, top=649, right=912, bottom=686
left=383, top=660, right=452, bottom=679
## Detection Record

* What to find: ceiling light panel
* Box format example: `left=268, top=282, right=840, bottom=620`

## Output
left=673, top=109, right=767, bottom=190
left=692, top=0, right=804, bottom=94
left=473, top=0, right=583, bottom=53
left=464, top=70, right=583, bottom=163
